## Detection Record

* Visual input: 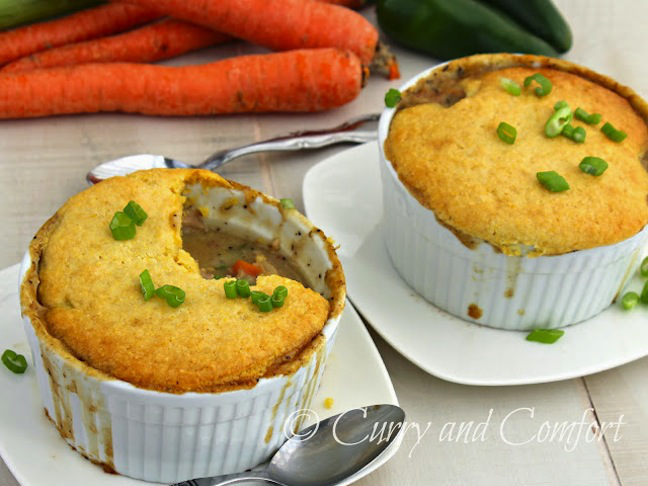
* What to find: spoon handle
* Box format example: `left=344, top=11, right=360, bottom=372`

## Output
left=173, top=471, right=285, bottom=486
left=198, top=113, right=379, bottom=171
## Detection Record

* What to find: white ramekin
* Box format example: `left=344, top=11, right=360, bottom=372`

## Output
left=378, top=54, right=648, bottom=331
left=19, top=179, right=345, bottom=483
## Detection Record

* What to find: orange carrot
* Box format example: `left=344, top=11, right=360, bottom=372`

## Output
left=122, top=0, right=379, bottom=66
left=0, top=3, right=161, bottom=66
left=232, top=260, right=263, bottom=278
left=0, top=48, right=363, bottom=118
left=2, top=19, right=231, bottom=73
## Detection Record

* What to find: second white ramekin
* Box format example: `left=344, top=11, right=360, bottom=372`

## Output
left=378, top=55, right=648, bottom=331
left=20, top=176, right=345, bottom=483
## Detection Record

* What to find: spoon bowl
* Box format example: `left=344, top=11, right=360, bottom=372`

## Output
left=177, top=404, right=405, bottom=486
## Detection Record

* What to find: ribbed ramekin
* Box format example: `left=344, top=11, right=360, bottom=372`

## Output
left=19, top=179, right=345, bottom=483
left=378, top=54, right=648, bottom=331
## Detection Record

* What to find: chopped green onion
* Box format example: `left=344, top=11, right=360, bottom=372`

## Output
left=280, top=198, right=296, bottom=210
left=273, top=285, right=288, bottom=300
left=579, top=156, right=608, bottom=176
left=562, top=124, right=586, bottom=143
left=256, top=294, right=273, bottom=312
left=524, top=73, right=552, bottom=97
left=384, top=88, right=402, bottom=108
left=621, top=291, right=640, bottom=310
left=272, top=293, right=285, bottom=308
left=139, top=270, right=155, bottom=301
left=496, top=122, right=517, bottom=144
left=640, top=256, right=648, bottom=278
left=537, top=171, right=570, bottom=192
left=155, top=285, right=185, bottom=308
left=251, top=291, right=268, bottom=305
left=236, top=279, right=251, bottom=298
left=272, top=285, right=288, bottom=308
left=109, top=211, right=136, bottom=241
left=123, top=201, right=148, bottom=226
left=571, top=126, right=586, bottom=143
left=554, top=100, right=568, bottom=111
left=544, top=104, right=572, bottom=137
left=224, top=280, right=238, bottom=299
left=526, top=329, right=564, bottom=344
left=601, top=122, right=627, bottom=142
left=561, top=123, right=574, bottom=138
left=574, top=108, right=602, bottom=125
left=2, top=349, right=27, bottom=374
left=641, top=279, right=648, bottom=304
left=500, top=77, right=521, bottom=96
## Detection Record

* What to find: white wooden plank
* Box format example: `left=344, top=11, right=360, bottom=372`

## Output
left=352, top=330, right=617, bottom=486
left=584, top=358, right=648, bottom=486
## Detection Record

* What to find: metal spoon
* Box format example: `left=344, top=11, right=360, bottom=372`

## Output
left=86, top=113, right=379, bottom=184
left=173, top=404, right=405, bottom=486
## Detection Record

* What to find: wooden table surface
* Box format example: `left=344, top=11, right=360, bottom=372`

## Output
left=1, top=1, right=647, bottom=485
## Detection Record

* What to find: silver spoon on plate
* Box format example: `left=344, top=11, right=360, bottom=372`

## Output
left=173, top=404, right=405, bottom=486
left=86, top=114, right=379, bottom=184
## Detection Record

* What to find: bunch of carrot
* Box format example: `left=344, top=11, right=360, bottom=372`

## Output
left=0, top=0, right=399, bottom=118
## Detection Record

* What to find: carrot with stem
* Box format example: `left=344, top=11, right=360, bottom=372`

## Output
left=0, top=3, right=161, bottom=65
left=0, top=48, right=364, bottom=118
left=121, top=0, right=394, bottom=72
left=2, top=19, right=231, bottom=73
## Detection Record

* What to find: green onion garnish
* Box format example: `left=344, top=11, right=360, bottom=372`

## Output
left=280, top=198, right=296, bottom=210
left=545, top=103, right=572, bottom=137
left=123, top=201, right=148, bottom=226
left=526, top=329, right=564, bottom=344
left=579, top=156, right=608, bottom=176
left=574, top=108, right=602, bottom=125
left=272, top=293, right=285, bottom=308
left=273, top=285, right=288, bottom=300
left=109, top=211, right=136, bottom=241
left=524, top=73, right=552, bottom=97
left=497, top=122, right=517, bottom=144
left=256, top=294, right=273, bottom=312
left=384, top=88, right=402, bottom=108
left=224, top=280, right=238, bottom=299
left=562, top=124, right=586, bottom=143
left=272, top=285, right=288, bottom=308
left=571, top=126, right=586, bottom=143
left=640, top=256, right=648, bottom=278
left=139, top=269, right=155, bottom=301
left=641, top=280, right=648, bottom=304
left=1, top=349, right=27, bottom=374
left=554, top=100, right=568, bottom=111
left=601, top=122, right=627, bottom=142
left=236, top=279, right=251, bottom=298
left=621, top=291, right=640, bottom=310
left=155, top=285, right=185, bottom=308
left=537, top=171, right=570, bottom=192
left=251, top=291, right=268, bottom=306
left=500, top=77, right=521, bottom=96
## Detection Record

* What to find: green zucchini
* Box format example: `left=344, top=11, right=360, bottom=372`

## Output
left=481, top=0, right=572, bottom=52
left=376, top=0, right=559, bottom=61
left=0, top=0, right=102, bottom=30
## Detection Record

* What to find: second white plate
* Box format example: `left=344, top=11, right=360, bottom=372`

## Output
left=303, top=142, right=648, bottom=386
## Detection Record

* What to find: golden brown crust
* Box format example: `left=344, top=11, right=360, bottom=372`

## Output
left=21, top=169, right=343, bottom=393
left=385, top=54, right=648, bottom=256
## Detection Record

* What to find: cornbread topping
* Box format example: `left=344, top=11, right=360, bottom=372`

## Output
left=385, top=56, right=648, bottom=256
left=21, top=169, right=344, bottom=393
